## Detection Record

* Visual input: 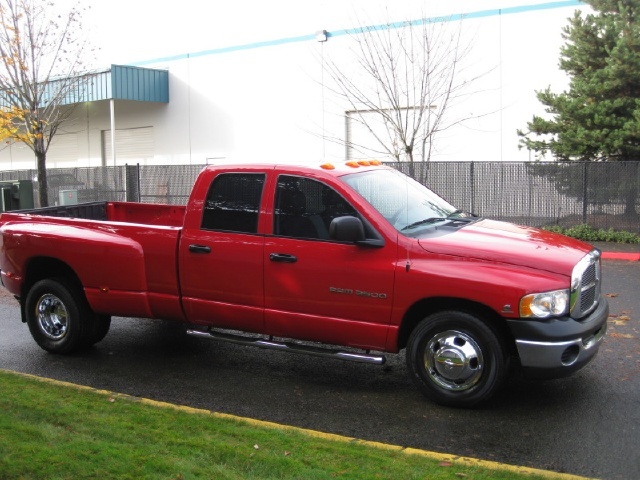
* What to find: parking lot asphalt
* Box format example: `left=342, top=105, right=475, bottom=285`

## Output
left=0, top=245, right=638, bottom=479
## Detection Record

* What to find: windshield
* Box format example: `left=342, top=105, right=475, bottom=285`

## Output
left=341, top=168, right=461, bottom=233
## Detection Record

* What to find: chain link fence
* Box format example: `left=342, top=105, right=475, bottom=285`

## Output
left=0, top=164, right=207, bottom=207
left=389, top=161, right=640, bottom=233
left=1, top=161, right=638, bottom=233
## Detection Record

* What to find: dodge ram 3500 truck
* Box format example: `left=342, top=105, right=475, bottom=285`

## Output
left=0, top=162, right=608, bottom=407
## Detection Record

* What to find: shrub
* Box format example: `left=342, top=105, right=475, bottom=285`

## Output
left=544, top=224, right=639, bottom=243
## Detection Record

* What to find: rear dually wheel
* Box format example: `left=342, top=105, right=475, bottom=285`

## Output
left=24, top=278, right=109, bottom=353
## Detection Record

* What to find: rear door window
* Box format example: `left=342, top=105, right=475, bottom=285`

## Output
left=201, top=173, right=265, bottom=233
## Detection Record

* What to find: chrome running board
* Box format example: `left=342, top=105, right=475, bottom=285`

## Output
left=186, top=328, right=386, bottom=365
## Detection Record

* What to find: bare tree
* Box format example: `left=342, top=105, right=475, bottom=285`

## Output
left=0, top=0, right=92, bottom=207
left=323, top=13, right=480, bottom=178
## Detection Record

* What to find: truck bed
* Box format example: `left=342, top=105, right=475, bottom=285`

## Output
left=10, top=201, right=186, bottom=228
left=0, top=201, right=187, bottom=320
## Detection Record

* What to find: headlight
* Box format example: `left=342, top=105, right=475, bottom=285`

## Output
left=520, top=289, right=569, bottom=318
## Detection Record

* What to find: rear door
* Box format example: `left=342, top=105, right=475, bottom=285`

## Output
left=263, top=174, right=397, bottom=350
left=179, top=171, right=267, bottom=332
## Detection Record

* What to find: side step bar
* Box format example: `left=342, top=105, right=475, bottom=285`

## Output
left=186, top=329, right=386, bottom=365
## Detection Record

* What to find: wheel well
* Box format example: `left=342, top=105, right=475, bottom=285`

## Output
left=21, top=257, right=82, bottom=301
left=397, top=297, right=516, bottom=354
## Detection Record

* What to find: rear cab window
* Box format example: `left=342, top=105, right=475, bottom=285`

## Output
left=201, top=173, right=266, bottom=233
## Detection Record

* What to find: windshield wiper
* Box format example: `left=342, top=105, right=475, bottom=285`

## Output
left=448, top=209, right=478, bottom=218
left=400, top=211, right=476, bottom=231
left=400, top=217, right=447, bottom=231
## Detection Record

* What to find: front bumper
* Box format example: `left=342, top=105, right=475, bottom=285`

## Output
left=506, top=295, right=609, bottom=378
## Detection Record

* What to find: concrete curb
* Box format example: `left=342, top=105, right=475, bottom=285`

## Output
left=601, top=251, right=640, bottom=261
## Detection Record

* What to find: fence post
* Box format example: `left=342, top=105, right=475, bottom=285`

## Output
left=470, top=162, right=475, bottom=215
left=125, top=164, right=141, bottom=202
left=582, top=162, right=588, bottom=224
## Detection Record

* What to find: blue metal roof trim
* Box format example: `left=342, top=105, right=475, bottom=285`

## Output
left=37, top=65, right=168, bottom=106
left=111, top=65, right=169, bottom=103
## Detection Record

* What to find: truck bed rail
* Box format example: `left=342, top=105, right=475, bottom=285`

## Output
left=13, top=202, right=108, bottom=220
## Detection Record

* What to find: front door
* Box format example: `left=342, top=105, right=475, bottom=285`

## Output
left=264, top=174, right=396, bottom=350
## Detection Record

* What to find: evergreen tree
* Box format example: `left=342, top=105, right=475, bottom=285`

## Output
left=519, top=0, right=639, bottom=217
left=518, top=0, right=640, bottom=161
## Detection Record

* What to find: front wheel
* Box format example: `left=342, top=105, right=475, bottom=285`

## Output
left=406, top=311, right=508, bottom=408
left=25, top=278, right=96, bottom=354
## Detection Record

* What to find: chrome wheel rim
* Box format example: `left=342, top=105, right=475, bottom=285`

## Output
left=36, top=293, right=69, bottom=340
left=424, top=330, right=484, bottom=391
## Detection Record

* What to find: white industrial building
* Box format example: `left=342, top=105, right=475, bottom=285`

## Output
left=0, top=0, right=589, bottom=170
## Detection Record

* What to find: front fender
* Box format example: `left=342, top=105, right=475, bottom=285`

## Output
left=387, top=256, right=571, bottom=351
left=394, top=257, right=569, bottom=322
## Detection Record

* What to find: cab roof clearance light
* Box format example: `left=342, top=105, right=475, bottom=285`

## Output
left=321, top=160, right=383, bottom=170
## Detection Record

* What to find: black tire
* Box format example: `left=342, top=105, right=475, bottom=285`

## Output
left=24, top=278, right=95, bottom=354
left=86, top=314, right=112, bottom=346
left=406, top=311, right=508, bottom=408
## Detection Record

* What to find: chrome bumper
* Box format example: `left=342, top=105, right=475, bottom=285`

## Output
left=515, top=321, right=606, bottom=369
left=507, top=295, right=608, bottom=376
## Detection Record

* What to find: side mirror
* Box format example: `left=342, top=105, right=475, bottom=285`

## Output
left=330, top=216, right=365, bottom=243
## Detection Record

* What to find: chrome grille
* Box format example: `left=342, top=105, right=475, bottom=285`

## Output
left=570, top=250, right=601, bottom=319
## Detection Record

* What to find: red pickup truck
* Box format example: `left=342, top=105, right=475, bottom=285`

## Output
left=0, top=162, right=608, bottom=407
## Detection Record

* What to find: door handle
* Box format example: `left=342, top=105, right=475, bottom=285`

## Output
left=189, top=244, right=211, bottom=254
left=269, top=253, right=297, bottom=263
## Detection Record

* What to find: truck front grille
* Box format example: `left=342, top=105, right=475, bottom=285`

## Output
left=570, top=250, right=601, bottom=319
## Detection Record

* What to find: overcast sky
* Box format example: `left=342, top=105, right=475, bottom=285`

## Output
left=70, top=0, right=576, bottom=68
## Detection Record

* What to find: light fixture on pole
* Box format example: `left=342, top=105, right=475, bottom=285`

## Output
left=315, top=30, right=328, bottom=42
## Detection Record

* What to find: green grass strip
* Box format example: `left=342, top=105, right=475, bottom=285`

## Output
left=0, top=370, right=590, bottom=480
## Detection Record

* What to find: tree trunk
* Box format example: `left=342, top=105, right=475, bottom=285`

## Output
left=36, top=150, right=48, bottom=208
left=407, top=159, right=415, bottom=179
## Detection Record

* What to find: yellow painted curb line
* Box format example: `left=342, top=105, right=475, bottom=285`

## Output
left=3, top=369, right=596, bottom=480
